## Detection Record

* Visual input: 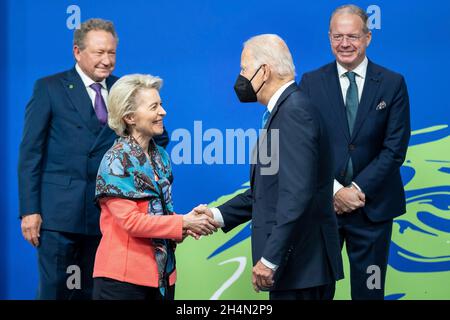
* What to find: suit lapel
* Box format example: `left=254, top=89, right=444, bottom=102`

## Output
left=61, top=68, right=102, bottom=135
left=250, top=83, right=298, bottom=185
left=264, top=83, right=298, bottom=130
left=322, top=63, right=351, bottom=142
left=351, top=61, right=382, bottom=139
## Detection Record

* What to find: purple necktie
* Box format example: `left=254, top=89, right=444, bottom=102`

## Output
left=90, top=83, right=108, bottom=125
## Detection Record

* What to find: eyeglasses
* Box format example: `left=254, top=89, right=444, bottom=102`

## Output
left=330, top=34, right=365, bottom=43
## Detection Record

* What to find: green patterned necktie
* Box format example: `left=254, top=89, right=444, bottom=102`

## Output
left=345, top=71, right=359, bottom=134
left=344, top=71, right=359, bottom=185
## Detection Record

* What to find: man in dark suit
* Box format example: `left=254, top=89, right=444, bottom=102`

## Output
left=18, top=18, right=169, bottom=299
left=299, top=5, right=411, bottom=300
left=197, top=34, right=343, bottom=300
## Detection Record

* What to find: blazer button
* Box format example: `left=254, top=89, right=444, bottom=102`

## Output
left=348, top=144, right=356, bottom=151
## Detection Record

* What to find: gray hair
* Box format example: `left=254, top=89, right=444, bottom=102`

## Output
left=107, top=74, right=163, bottom=136
left=330, top=4, right=370, bottom=34
left=243, top=34, right=296, bottom=78
left=74, top=18, right=118, bottom=50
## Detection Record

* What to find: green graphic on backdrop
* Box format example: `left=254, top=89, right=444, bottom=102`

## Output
left=175, top=125, right=450, bottom=300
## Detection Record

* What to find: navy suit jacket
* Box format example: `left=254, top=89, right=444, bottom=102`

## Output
left=218, top=83, right=343, bottom=290
left=18, top=67, right=169, bottom=235
left=298, top=60, right=411, bottom=222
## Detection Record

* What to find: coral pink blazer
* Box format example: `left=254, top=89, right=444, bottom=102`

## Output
left=93, top=197, right=183, bottom=287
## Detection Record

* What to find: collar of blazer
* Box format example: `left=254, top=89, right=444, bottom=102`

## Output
left=321, top=60, right=382, bottom=142
left=250, top=82, right=299, bottom=184
left=61, top=67, right=118, bottom=150
left=263, top=82, right=299, bottom=131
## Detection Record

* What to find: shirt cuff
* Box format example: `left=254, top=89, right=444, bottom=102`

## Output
left=333, top=179, right=345, bottom=196
left=351, top=181, right=363, bottom=193
left=210, top=207, right=225, bottom=228
left=261, top=257, right=278, bottom=271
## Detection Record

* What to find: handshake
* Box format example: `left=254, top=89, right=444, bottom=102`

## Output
left=181, top=205, right=220, bottom=240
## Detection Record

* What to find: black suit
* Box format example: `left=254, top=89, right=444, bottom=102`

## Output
left=299, top=60, right=411, bottom=299
left=218, top=83, right=343, bottom=299
left=18, top=67, right=169, bottom=299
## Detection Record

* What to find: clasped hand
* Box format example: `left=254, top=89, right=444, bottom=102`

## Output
left=334, top=185, right=366, bottom=214
left=182, top=205, right=219, bottom=240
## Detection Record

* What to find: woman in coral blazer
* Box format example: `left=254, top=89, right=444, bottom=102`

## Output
left=92, top=74, right=218, bottom=300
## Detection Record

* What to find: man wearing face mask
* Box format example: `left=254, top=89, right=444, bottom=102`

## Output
left=195, top=34, right=343, bottom=300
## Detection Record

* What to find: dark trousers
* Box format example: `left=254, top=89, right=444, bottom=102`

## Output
left=93, top=277, right=175, bottom=300
left=36, top=229, right=101, bottom=300
left=270, top=284, right=334, bottom=300
left=331, top=209, right=393, bottom=300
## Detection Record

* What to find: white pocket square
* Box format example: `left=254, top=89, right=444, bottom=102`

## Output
left=376, top=101, right=387, bottom=110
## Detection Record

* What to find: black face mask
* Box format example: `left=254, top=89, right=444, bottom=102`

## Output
left=234, top=65, right=265, bottom=102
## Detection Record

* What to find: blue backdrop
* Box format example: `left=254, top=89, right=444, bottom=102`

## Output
left=2, top=0, right=450, bottom=299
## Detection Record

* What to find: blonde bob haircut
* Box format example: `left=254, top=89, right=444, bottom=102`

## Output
left=107, top=74, right=163, bottom=136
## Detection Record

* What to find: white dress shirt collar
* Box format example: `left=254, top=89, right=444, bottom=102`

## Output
left=336, top=56, right=368, bottom=80
left=266, top=80, right=295, bottom=113
left=75, top=63, right=107, bottom=89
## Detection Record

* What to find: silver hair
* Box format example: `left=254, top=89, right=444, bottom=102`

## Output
left=107, top=74, right=163, bottom=136
left=243, top=34, right=296, bottom=78
left=330, top=4, right=370, bottom=34
left=73, top=18, right=119, bottom=50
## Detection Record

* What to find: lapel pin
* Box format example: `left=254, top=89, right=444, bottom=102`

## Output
left=69, top=84, right=74, bottom=89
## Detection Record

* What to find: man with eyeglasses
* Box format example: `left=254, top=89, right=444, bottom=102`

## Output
left=299, top=4, right=411, bottom=300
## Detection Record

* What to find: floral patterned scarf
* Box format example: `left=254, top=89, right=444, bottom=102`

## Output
left=95, top=135, right=175, bottom=296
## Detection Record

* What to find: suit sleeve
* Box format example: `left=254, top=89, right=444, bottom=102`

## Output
left=353, top=76, right=411, bottom=198
left=217, top=188, right=253, bottom=233
left=18, top=79, right=52, bottom=217
left=154, top=127, right=170, bottom=149
left=262, top=104, right=318, bottom=266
